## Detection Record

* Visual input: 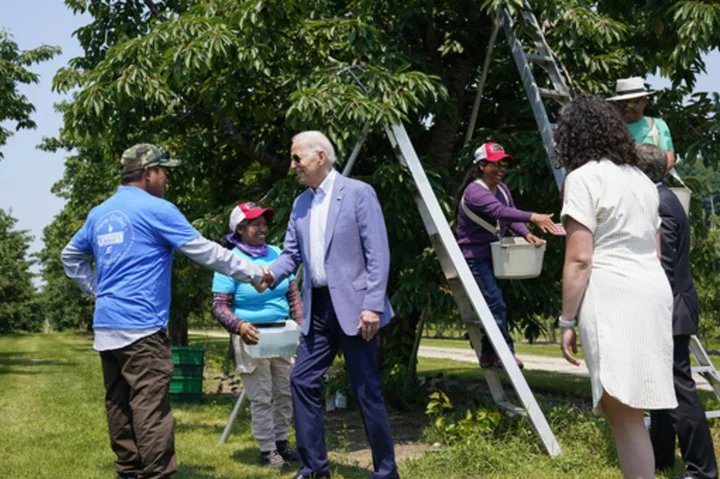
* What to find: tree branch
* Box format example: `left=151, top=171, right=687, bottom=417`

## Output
left=143, top=0, right=168, bottom=22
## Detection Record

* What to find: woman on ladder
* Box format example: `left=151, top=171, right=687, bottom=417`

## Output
left=211, top=202, right=303, bottom=471
left=455, top=142, right=560, bottom=369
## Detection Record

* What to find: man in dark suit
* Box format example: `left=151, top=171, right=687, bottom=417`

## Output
left=265, top=131, right=398, bottom=479
left=636, top=143, right=718, bottom=479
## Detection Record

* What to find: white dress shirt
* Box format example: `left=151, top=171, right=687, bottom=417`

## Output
left=309, top=169, right=337, bottom=287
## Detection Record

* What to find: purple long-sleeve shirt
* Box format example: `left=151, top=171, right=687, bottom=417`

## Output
left=456, top=181, right=533, bottom=260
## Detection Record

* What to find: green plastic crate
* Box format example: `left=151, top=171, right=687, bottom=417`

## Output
left=171, top=346, right=205, bottom=366
left=169, top=377, right=203, bottom=394
left=172, top=363, right=204, bottom=379
left=170, top=346, right=205, bottom=403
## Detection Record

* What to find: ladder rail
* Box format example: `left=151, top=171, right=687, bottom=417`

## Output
left=465, top=19, right=502, bottom=146
left=690, top=335, right=720, bottom=400
left=386, top=122, right=561, bottom=456
left=499, top=8, right=567, bottom=190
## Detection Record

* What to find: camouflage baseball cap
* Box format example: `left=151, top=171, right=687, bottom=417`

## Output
left=120, top=143, right=181, bottom=173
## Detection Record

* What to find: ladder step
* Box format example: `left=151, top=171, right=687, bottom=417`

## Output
left=496, top=401, right=526, bottom=417
left=538, top=88, right=571, bottom=100
left=526, top=54, right=553, bottom=64
left=692, top=366, right=716, bottom=374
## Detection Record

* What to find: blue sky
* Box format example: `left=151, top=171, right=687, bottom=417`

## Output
left=0, top=2, right=718, bottom=272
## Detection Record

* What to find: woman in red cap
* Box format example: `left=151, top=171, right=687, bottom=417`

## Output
left=455, top=143, right=559, bottom=369
left=211, top=202, right=302, bottom=470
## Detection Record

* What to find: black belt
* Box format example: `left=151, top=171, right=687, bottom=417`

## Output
left=312, top=285, right=330, bottom=293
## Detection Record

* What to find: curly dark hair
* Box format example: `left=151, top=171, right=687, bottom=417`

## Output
left=553, top=95, right=638, bottom=171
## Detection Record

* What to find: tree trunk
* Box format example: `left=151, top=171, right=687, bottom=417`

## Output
left=168, top=311, right=188, bottom=346
left=377, top=309, right=423, bottom=406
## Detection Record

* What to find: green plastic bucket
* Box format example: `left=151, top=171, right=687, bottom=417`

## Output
left=170, top=346, right=205, bottom=404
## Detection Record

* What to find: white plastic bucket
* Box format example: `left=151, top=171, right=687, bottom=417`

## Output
left=490, top=237, right=546, bottom=280
left=669, top=187, right=691, bottom=216
left=245, top=320, right=300, bottom=358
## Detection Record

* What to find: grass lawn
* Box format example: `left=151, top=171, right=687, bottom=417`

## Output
left=2, top=332, right=720, bottom=478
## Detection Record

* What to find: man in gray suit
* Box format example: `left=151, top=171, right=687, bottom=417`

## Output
left=266, top=131, right=398, bottom=479
left=636, top=143, right=718, bottom=479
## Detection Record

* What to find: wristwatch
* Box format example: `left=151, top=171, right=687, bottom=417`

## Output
left=558, top=315, right=576, bottom=328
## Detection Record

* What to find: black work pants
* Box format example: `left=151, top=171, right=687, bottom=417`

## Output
left=100, top=331, right=177, bottom=479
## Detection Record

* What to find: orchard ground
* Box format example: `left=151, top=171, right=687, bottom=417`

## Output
left=2, top=332, right=720, bottom=478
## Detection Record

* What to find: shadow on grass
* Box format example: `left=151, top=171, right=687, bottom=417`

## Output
left=230, top=447, right=372, bottom=478
left=0, top=351, right=77, bottom=375
left=174, top=462, right=275, bottom=479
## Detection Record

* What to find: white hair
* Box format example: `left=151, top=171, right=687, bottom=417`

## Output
left=292, top=130, right=336, bottom=164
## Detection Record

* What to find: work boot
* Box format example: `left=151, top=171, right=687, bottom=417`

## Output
left=276, top=439, right=299, bottom=462
left=260, top=450, right=290, bottom=470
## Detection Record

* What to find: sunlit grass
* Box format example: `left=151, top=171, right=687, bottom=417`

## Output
left=2, top=332, right=719, bottom=478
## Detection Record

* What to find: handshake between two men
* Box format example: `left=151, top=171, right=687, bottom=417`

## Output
left=252, top=266, right=275, bottom=293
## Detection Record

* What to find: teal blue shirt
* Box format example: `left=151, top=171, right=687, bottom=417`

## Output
left=627, top=116, right=674, bottom=151
left=211, top=246, right=293, bottom=323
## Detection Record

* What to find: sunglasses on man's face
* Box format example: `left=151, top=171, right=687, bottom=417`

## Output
left=291, top=151, right=318, bottom=164
left=614, top=99, right=641, bottom=110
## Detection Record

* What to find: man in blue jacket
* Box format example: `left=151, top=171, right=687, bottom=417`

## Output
left=62, top=144, right=270, bottom=478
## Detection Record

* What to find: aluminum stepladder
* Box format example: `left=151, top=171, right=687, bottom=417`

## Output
left=378, top=123, right=561, bottom=456
left=690, top=335, right=720, bottom=419
left=339, top=4, right=572, bottom=457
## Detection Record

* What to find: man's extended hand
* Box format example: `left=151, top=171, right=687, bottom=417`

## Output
left=252, top=267, right=275, bottom=293
left=357, top=310, right=380, bottom=341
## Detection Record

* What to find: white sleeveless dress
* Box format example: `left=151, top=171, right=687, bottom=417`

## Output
left=561, top=159, right=677, bottom=414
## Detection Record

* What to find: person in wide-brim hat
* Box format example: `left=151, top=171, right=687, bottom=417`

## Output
left=609, top=77, right=676, bottom=171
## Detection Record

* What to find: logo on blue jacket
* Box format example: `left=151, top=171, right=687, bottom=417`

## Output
left=95, top=211, right=134, bottom=265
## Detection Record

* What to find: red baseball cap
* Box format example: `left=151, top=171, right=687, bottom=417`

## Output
left=473, top=142, right=514, bottom=164
left=229, top=202, right=275, bottom=231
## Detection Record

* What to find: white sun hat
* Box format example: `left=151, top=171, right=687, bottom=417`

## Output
left=608, top=77, right=654, bottom=102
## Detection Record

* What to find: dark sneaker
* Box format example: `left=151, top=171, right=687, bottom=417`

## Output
left=480, top=352, right=498, bottom=368
left=276, top=439, right=299, bottom=462
left=260, top=450, right=290, bottom=470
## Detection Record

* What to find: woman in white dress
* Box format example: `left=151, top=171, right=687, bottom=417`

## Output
left=555, top=96, right=676, bottom=479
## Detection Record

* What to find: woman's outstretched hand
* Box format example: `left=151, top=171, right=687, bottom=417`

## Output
left=530, top=213, right=557, bottom=233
